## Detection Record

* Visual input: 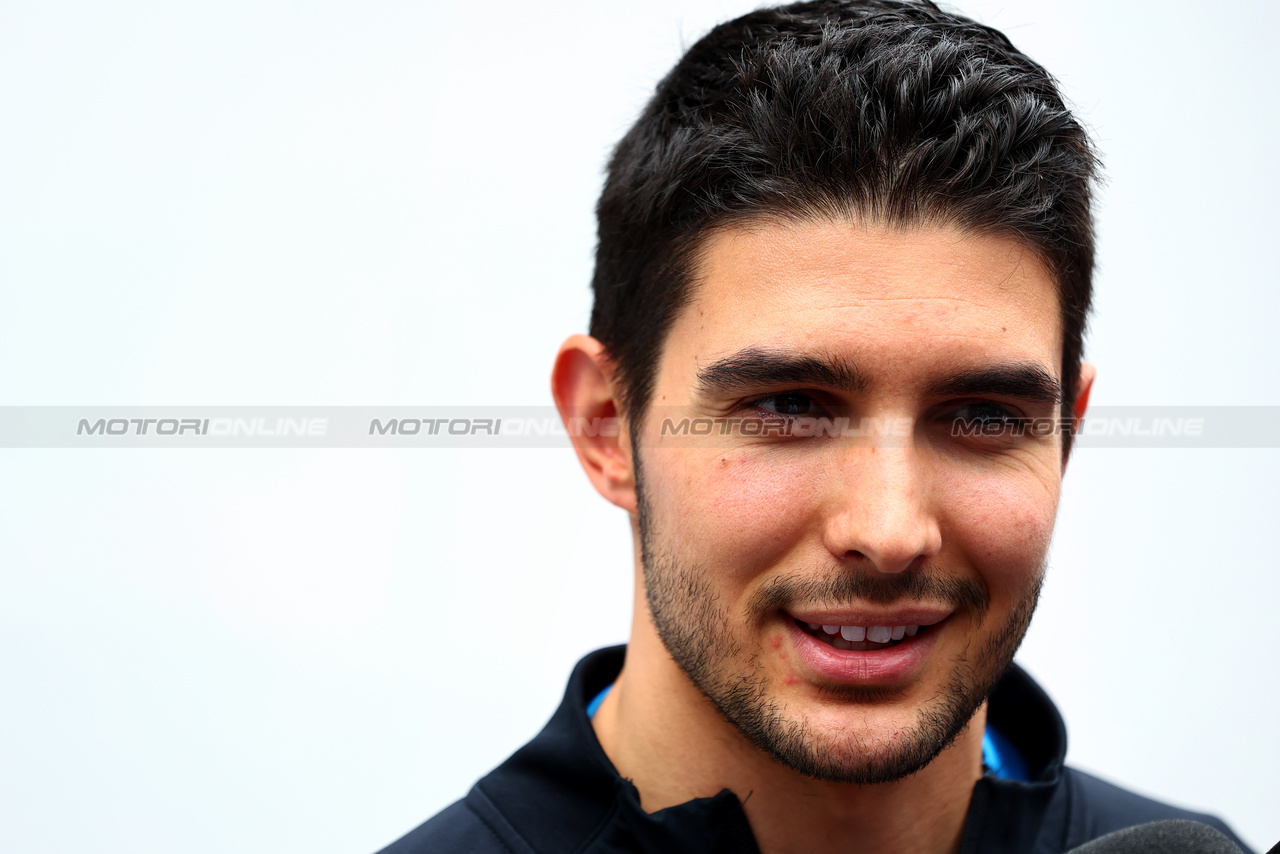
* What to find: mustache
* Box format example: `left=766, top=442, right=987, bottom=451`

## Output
left=747, top=565, right=989, bottom=618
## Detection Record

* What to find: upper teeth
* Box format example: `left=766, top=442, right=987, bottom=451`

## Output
left=813, top=623, right=920, bottom=642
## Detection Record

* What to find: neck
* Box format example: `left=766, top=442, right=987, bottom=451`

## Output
left=591, top=613, right=984, bottom=854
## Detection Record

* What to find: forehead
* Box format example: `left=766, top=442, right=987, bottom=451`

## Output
left=664, top=218, right=1062, bottom=388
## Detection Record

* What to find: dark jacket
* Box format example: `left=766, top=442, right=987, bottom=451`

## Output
left=379, top=646, right=1250, bottom=853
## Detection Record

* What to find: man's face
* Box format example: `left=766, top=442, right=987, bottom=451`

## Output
left=631, top=218, right=1067, bottom=783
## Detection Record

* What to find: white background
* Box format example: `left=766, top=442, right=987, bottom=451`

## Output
left=1, top=1, right=1277, bottom=851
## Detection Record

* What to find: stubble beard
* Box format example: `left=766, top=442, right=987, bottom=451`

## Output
left=635, top=455, right=1044, bottom=785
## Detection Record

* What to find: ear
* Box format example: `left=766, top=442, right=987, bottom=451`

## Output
left=1062, top=361, right=1096, bottom=473
left=551, top=335, right=638, bottom=514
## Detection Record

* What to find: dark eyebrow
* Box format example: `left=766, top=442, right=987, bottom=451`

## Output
left=927, top=364, right=1062, bottom=404
left=695, top=348, right=869, bottom=398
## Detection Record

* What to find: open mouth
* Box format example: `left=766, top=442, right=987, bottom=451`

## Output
left=793, top=618, right=933, bottom=652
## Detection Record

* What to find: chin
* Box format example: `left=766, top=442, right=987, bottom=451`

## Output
left=715, top=667, right=986, bottom=785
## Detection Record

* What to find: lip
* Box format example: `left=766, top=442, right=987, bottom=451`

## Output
left=784, top=616, right=944, bottom=685
left=785, top=607, right=952, bottom=628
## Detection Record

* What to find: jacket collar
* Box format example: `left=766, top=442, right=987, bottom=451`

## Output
left=471, top=645, right=1070, bottom=853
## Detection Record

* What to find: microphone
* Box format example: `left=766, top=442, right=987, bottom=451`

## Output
left=1065, top=820, right=1244, bottom=854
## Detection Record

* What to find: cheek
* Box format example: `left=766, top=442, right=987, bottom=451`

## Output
left=648, top=449, right=822, bottom=579
left=943, top=470, right=1059, bottom=600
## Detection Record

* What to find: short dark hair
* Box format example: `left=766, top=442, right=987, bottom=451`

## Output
left=589, top=0, right=1099, bottom=448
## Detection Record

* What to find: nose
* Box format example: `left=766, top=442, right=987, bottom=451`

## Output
left=821, top=443, right=942, bottom=573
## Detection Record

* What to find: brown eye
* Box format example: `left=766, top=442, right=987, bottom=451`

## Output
left=949, top=403, right=1025, bottom=439
left=758, top=392, right=818, bottom=416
